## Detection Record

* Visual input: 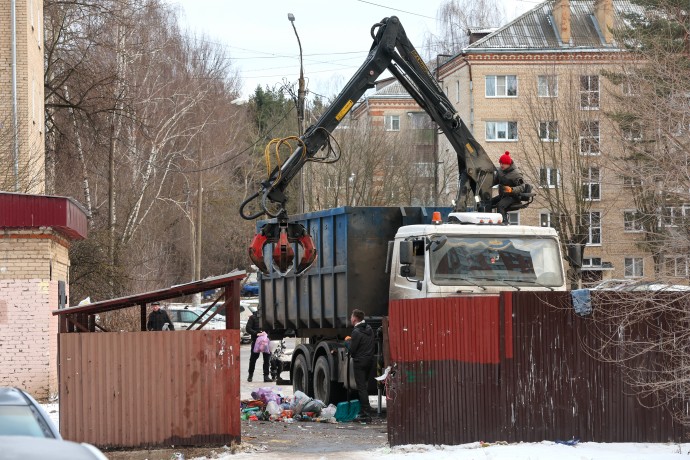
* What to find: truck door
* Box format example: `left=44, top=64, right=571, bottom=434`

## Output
left=390, top=238, right=427, bottom=300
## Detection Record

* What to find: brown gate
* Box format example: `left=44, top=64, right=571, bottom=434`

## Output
left=385, top=292, right=686, bottom=446
left=59, top=330, right=240, bottom=448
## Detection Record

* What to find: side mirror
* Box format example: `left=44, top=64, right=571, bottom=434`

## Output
left=566, top=243, right=585, bottom=269
left=399, top=241, right=414, bottom=265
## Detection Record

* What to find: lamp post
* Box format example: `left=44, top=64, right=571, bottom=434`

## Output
left=288, top=13, right=306, bottom=213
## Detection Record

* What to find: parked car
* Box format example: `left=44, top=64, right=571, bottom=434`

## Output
left=241, top=282, right=259, bottom=297
left=0, top=387, right=61, bottom=439
left=166, top=305, right=224, bottom=331
left=591, top=279, right=690, bottom=292
left=0, top=387, right=107, bottom=459
left=2, top=436, right=108, bottom=460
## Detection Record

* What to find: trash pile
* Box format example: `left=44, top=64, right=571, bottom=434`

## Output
left=241, top=388, right=340, bottom=423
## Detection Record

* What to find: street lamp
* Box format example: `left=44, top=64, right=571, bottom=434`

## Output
left=288, top=12, right=306, bottom=213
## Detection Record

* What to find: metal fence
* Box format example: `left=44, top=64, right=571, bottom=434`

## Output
left=386, top=292, right=686, bottom=446
left=59, top=330, right=240, bottom=448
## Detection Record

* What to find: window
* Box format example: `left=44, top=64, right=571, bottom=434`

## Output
left=409, top=112, right=433, bottom=129
left=456, top=80, right=460, bottom=103
left=384, top=115, right=400, bottom=131
left=622, top=176, right=642, bottom=188
left=580, top=75, right=600, bottom=109
left=660, top=205, right=689, bottom=227
left=623, top=210, right=644, bottom=232
left=583, top=211, right=601, bottom=245
left=539, top=121, right=558, bottom=141
left=622, top=80, right=637, bottom=96
left=486, top=121, right=518, bottom=141
left=583, top=258, right=602, bottom=268
left=414, top=162, right=435, bottom=178
left=582, top=167, right=601, bottom=201
left=672, top=257, right=689, bottom=277
left=506, top=211, right=519, bottom=225
left=622, top=122, right=642, bottom=141
left=485, top=75, right=518, bottom=97
left=538, top=75, right=558, bottom=97
left=579, top=121, right=600, bottom=155
left=539, top=167, right=560, bottom=188
left=624, top=257, right=643, bottom=278
left=540, top=212, right=555, bottom=228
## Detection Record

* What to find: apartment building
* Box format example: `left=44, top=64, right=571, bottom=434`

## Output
left=0, top=0, right=45, bottom=193
left=433, top=0, right=673, bottom=284
left=348, top=78, right=438, bottom=206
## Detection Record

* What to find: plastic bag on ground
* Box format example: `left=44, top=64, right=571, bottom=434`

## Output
left=293, top=390, right=312, bottom=414
left=321, top=404, right=337, bottom=419
left=266, top=400, right=281, bottom=416
left=255, top=386, right=282, bottom=405
left=302, top=399, right=326, bottom=415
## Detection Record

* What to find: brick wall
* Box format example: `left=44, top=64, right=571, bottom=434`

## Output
left=0, top=228, right=70, bottom=399
left=0, top=0, right=45, bottom=193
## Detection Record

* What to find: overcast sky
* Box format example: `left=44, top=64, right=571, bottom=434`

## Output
left=168, top=0, right=539, bottom=98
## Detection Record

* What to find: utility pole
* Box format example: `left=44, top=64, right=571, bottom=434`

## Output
left=288, top=13, right=306, bottom=213
left=192, top=146, right=203, bottom=308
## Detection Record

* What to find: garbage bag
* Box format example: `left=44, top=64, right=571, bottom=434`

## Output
left=256, top=386, right=281, bottom=404
left=302, top=399, right=326, bottom=415
left=293, top=390, right=312, bottom=413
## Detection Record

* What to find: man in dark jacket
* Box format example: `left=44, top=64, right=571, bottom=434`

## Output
left=349, top=309, right=375, bottom=420
left=491, top=151, right=527, bottom=224
left=146, top=302, right=174, bottom=331
left=246, top=311, right=270, bottom=382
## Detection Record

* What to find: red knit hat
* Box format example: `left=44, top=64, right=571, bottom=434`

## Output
left=499, top=151, right=513, bottom=165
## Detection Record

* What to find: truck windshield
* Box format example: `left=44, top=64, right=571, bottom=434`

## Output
left=429, top=236, right=563, bottom=287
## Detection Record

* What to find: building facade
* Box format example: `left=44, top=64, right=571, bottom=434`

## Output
left=436, top=0, right=670, bottom=285
left=0, top=0, right=45, bottom=194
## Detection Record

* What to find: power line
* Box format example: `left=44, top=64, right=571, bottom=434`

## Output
left=354, top=0, right=436, bottom=20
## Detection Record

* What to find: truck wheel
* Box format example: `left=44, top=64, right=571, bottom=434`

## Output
left=292, top=353, right=312, bottom=395
left=313, top=355, right=346, bottom=404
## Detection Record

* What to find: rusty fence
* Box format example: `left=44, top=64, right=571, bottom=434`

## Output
left=59, top=330, right=240, bottom=448
left=386, top=292, right=687, bottom=446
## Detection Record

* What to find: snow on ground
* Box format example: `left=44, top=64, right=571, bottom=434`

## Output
left=41, top=401, right=690, bottom=459
left=206, top=442, right=690, bottom=460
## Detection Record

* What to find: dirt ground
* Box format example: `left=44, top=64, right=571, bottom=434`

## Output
left=103, top=343, right=389, bottom=459
left=104, top=416, right=388, bottom=459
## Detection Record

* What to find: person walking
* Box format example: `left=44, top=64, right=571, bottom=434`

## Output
left=246, top=310, right=271, bottom=382
left=146, top=302, right=174, bottom=331
left=349, top=309, right=375, bottom=421
left=491, top=151, right=527, bottom=224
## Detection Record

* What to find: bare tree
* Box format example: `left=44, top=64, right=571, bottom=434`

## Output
left=584, top=0, right=690, bottom=427
left=424, top=0, right=504, bottom=59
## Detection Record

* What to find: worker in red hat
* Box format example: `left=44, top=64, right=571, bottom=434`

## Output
left=491, top=151, right=527, bottom=224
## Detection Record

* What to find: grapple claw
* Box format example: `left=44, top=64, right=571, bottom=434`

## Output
left=248, top=221, right=317, bottom=276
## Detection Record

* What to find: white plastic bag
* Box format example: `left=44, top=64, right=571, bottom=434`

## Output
left=321, top=404, right=337, bottom=419
left=266, top=400, right=281, bottom=416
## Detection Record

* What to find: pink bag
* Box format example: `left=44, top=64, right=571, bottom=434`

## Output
left=253, top=332, right=270, bottom=353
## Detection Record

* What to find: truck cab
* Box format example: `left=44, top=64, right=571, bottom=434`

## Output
left=390, top=212, right=567, bottom=298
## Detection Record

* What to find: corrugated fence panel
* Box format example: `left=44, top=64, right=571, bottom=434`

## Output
left=387, top=292, right=686, bottom=446
left=59, top=330, right=240, bottom=448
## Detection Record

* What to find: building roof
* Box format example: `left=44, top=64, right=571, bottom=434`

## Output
left=466, top=0, right=637, bottom=52
left=0, top=192, right=89, bottom=240
left=52, top=271, right=245, bottom=316
left=368, top=80, right=412, bottom=99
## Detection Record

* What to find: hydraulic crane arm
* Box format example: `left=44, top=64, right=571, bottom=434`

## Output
left=240, top=16, right=498, bottom=275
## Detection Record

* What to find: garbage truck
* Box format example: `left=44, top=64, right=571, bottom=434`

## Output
left=238, top=16, right=568, bottom=403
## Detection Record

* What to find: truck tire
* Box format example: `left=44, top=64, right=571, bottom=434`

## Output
left=313, top=355, right=346, bottom=404
left=292, top=353, right=312, bottom=395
